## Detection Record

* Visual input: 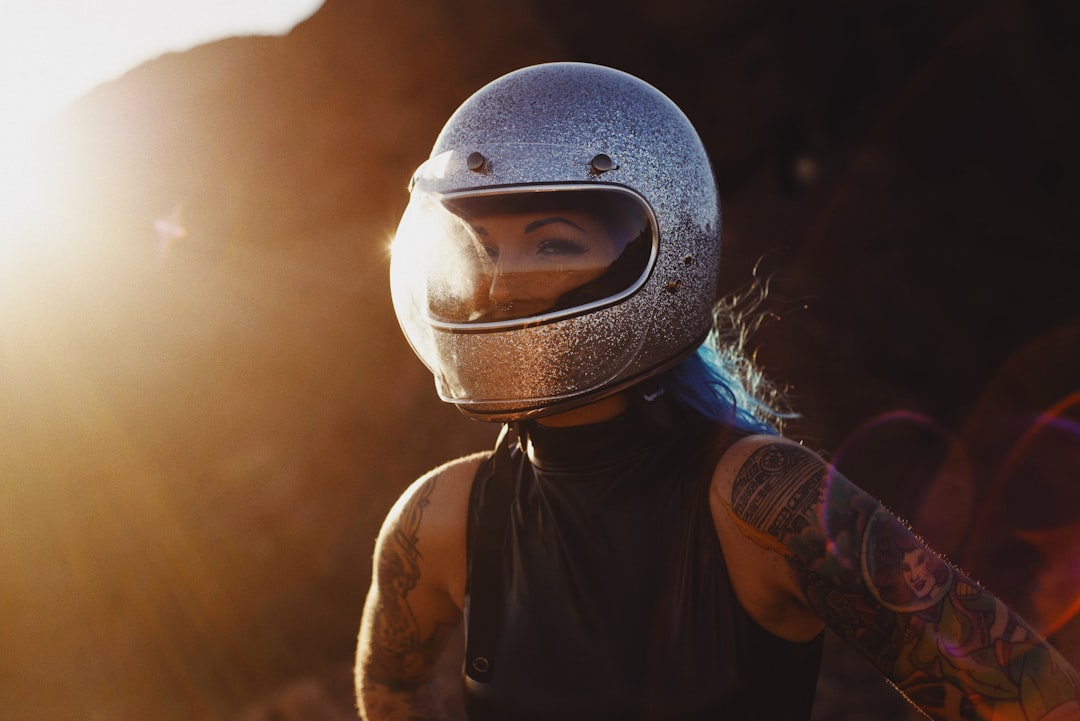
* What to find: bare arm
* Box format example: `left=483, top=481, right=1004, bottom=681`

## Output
left=356, top=457, right=478, bottom=720
left=714, top=437, right=1080, bottom=721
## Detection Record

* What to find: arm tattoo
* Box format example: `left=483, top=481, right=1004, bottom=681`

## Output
left=360, top=478, right=455, bottom=719
left=731, top=443, right=1080, bottom=721
left=730, top=444, right=823, bottom=542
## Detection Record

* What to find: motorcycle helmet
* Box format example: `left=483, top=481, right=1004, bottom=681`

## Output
left=390, top=62, right=721, bottom=421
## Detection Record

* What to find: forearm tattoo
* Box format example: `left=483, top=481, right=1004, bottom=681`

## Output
left=360, top=478, right=454, bottom=719
left=731, top=444, right=1080, bottom=721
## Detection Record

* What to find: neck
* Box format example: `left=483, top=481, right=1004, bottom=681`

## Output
left=535, top=393, right=631, bottom=428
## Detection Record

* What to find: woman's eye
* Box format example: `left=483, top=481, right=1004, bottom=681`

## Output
left=482, top=244, right=499, bottom=260
left=537, top=239, right=588, bottom=256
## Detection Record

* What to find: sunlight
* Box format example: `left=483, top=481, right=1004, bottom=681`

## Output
left=0, top=1, right=324, bottom=134
left=0, top=128, right=65, bottom=291
left=0, top=0, right=322, bottom=286
left=0, top=127, right=54, bottom=226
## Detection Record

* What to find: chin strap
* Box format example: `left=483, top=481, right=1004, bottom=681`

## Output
left=464, top=422, right=518, bottom=683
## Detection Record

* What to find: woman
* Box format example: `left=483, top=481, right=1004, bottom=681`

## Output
left=356, top=62, right=1080, bottom=720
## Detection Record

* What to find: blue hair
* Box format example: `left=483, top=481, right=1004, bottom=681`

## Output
left=658, top=285, right=795, bottom=435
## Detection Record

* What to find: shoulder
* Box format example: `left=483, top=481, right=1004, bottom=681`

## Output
left=376, top=451, right=488, bottom=611
left=710, top=434, right=826, bottom=510
left=707, top=434, right=827, bottom=642
left=385, top=451, right=487, bottom=527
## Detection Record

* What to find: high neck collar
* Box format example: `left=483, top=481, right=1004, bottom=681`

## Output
left=519, top=391, right=686, bottom=471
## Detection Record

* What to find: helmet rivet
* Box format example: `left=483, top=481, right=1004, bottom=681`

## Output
left=665, top=280, right=682, bottom=293
left=589, top=153, right=614, bottom=174
left=466, top=151, right=487, bottom=172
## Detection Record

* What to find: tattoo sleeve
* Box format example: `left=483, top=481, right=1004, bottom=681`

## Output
left=357, top=478, right=457, bottom=721
left=730, top=443, right=1080, bottom=721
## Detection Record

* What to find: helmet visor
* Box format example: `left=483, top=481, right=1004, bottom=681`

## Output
left=391, top=186, right=656, bottom=331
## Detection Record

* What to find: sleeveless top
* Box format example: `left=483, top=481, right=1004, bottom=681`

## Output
left=462, top=395, right=823, bottom=721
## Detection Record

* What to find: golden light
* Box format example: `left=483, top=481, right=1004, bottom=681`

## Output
left=0, top=4, right=339, bottom=719
left=0, top=0, right=323, bottom=277
left=0, top=128, right=58, bottom=249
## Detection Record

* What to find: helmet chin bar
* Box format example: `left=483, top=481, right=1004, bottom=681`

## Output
left=448, top=331, right=708, bottom=423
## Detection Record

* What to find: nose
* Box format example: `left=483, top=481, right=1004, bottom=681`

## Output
left=488, top=264, right=521, bottom=306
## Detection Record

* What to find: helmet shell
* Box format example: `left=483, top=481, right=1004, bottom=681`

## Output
left=392, top=62, right=721, bottom=421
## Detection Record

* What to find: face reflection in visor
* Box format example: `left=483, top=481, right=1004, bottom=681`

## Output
left=395, top=187, right=656, bottom=329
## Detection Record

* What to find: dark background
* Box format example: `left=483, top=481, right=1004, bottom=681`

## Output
left=1, top=1, right=1078, bottom=719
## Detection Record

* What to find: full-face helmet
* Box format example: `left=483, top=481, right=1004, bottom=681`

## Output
left=390, top=62, right=721, bottom=421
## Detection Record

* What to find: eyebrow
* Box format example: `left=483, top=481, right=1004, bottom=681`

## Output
left=471, top=216, right=586, bottom=237
left=524, top=217, right=586, bottom=234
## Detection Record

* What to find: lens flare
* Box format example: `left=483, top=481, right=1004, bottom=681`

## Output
left=977, top=391, right=1080, bottom=528
left=973, top=391, right=1080, bottom=636
left=829, top=409, right=957, bottom=471
left=826, top=409, right=972, bottom=551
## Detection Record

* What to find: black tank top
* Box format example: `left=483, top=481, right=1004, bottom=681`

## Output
left=463, top=396, right=823, bottom=721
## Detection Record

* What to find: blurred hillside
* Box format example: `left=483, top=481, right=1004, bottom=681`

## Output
left=1, top=1, right=1078, bottom=719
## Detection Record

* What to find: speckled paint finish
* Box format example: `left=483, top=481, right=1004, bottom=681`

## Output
left=391, top=63, right=721, bottom=420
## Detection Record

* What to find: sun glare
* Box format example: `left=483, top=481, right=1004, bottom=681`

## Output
left=0, top=129, right=58, bottom=270
left=0, top=0, right=322, bottom=283
left=0, top=126, right=52, bottom=205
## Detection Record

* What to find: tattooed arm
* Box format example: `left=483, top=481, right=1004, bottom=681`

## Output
left=711, top=436, right=1080, bottom=721
left=356, top=455, right=481, bottom=721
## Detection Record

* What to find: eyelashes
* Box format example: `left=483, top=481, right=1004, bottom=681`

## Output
left=482, top=238, right=590, bottom=261
left=537, top=239, right=589, bottom=256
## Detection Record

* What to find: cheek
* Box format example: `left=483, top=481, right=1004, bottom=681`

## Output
left=592, top=239, right=621, bottom=266
left=543, top=268, right=604, bottom=295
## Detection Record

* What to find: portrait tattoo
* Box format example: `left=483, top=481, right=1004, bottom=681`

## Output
left=729, top=445, right=1080, bottom=717
left=731, top=444, right=952, bottom=612
left=860, top=509, right=952, bottom=612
